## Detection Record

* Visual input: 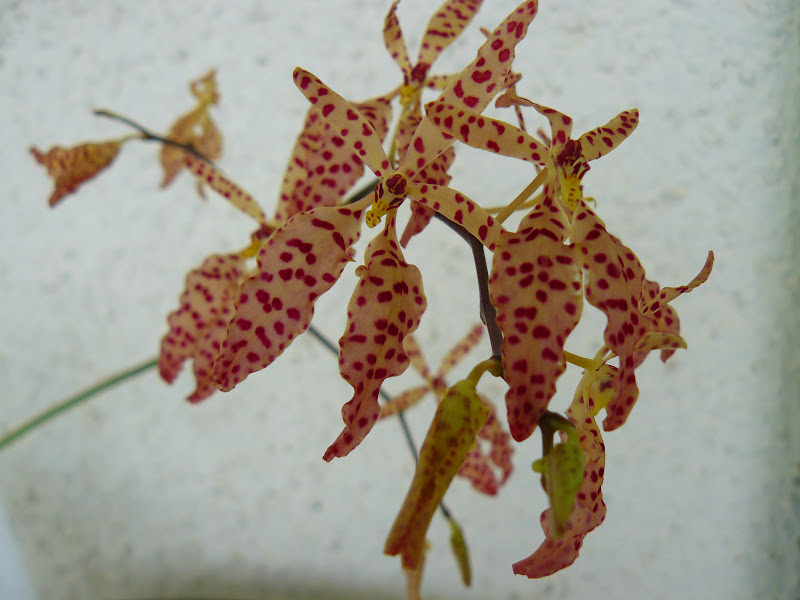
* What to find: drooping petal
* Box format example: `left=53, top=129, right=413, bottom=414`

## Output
left=213, top=199, right=369, bottom=391
left=408, top=183, right=503, bottom=250
left=183, top=155, right=268, bottom=224
left=399, top=0, right=540, bottom=179
left=424, top=101, right=548, bottom=166
left=160, top=105, right=222, bottom=190
left=384, top=378, right=490, bottom=572
left=513, top=366, right=609, bottom=578
left=30, top=140, right=122, bottom=207
left=417, top=0, right=484, bottom=71
left=159, top=253, right=246, bottom=403
left=457, top=395, right=513, bottom=494
left=275, top=95, right=393, bottom=223
left=383, top=1, right=412, bottom=81
left=325, top=213, right=426, bottom=460
left=293, top=68, right=392, bottom=177
left=578, top=108, right=640, bottom=162
left=571, top=200, right=646, bottom=431
left=489, top=199, right=582, bottom=442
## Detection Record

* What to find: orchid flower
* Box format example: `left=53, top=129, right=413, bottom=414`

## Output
left=425, top=98, right=639, bottom=216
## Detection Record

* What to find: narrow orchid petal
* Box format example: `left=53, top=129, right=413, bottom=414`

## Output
left=324, top=214, right=426, bottom=460
left=383, top=1, right=412, bottom=81
left=403, top=333, right=434, bottom=383
left=457, top=395, right=513, bottom=494
left=408, top=183, right=503, bottom=250
left=639, top=251, right=714, bottom=315
left=417, top=0, right=484, bottom=69
left=183, top=155, right=268, bottom=224
left=637, top=279, right=682, bottom=365
left=31, top=140, right=122, bottom=207
left=275, top=95, right=393, bottom=223
left=213, top=199, right=369, bottom=391
left=634, top=332, right=687, bottom=356
left=571, top=200, right=646, bottom=431
left=532, top=103, right=574, bottom=153
left=578, top=109, right=640, bottom=162
left=425, top=101, right=548, bottom=165
left=423, top=73, right=453, bottom=90
left=489, top=200, right=582, bottom=442
left=378, top=386, right=430, bottom=419
left=395, top=104, right=455, bottom=246
left=384, top=378, right=490, bottom=572
left=399, top=0, right=540, bottom=179
left=439, top=323, right=483, bottom=377
left=293, top=68, right=392, bottom=177
left=513, top=368, right=608, bottom=578
left=159, top=253, right=245, bottom=403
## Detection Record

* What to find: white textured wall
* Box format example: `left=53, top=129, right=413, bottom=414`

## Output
left=1, top=1, right=798, bottom=599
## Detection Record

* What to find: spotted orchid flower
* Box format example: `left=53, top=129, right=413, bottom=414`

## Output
left=383, top=0, right=484, bottom=108
left=572, top=199, right=714, bottom=430
left=380, top=325, right=514, bottom=494
left=293, top=0, right=539, bottom=235
left=425, top=98, right=639, bottom=215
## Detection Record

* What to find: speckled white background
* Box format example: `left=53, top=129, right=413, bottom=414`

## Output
left=1, top=1, right=798, bottom=599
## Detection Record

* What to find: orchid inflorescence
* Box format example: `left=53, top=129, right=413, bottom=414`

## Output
left=29, top=1, right=713, bottom=596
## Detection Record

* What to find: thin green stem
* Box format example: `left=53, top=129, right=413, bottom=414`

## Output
left=0, top=357, right=159, bottom=451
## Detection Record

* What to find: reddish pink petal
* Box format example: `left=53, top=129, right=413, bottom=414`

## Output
left=417, top=0, right=484, bottom=70
left=424, top=101, right=548, bottom=165
left=408, top=183, right=503, bottom=250
left=490, top=199, right=582, bottom=442
left=383, top=1, right=412, bottom=80
left=513, top=369, right=608, bottom=578
left=578, top=109, right=640, bottom=162
left=183, top=155, right=268, bottom=224
left=159, top=253, right=246, bottom=403
left=399, top=0, right=540, bottom=179
left=571, top=201, right=646, bottom=431
left=292, top=68, right=392, bottom=177
left=214, top=199, right=368, bottom=391
left=275, top=96, right=393, bottom=223
left=325, top=214, right=427, bottom=460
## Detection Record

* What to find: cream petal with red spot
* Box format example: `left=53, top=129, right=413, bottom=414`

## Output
left=183, top=155, right=268, bottom=224
left=639, top=251, right=714, bottom=315
left=417, top=0, right=484, bottom=69
left=578, top=108, right=640, bottom=161
left=635, top=279, right=682, bottom=366
left=457, top=395, right=513, bottom=495
left=213, top=199, right=369, bottom=391
left=159, top=253, right=246, bottom=403
left=292, top=68, right=393, bottom=177
left=571, top=200, right=646, bottom=431
left=399, top=0, right=540, bottom=180
left=407, top=183, right=503, bottom=250
left=382, top=1, right=412, bottom=81
left=424, top=101, right=548, bottom=165
left=489, top=199, right=582, bottom=442
left=324, top=213, right=426, bottom=461
left=513, top=367, right=608, bottom=578
left=275, top=95, right=393, bottom=223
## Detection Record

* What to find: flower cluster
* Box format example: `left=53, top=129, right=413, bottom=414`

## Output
left=30, top=1, right=713, bottom=597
